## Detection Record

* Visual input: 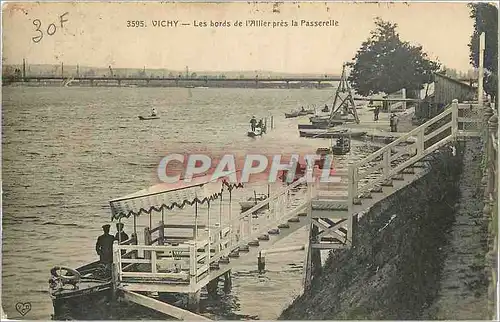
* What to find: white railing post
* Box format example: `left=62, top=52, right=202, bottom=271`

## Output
left=417, top=127, right=425, bottom=155
left=348, top=165, right=354, bottom=207
left=383, top=150, right=390, bottom=178
left=158, top=221, right=164, bottom=245
left=151, top=250, right=157, bottom=274
left=451, top=99, right=459, bottom=137
left=189, top=243, right=196, bottom=286
left=144, top=227, right=151, bottom=259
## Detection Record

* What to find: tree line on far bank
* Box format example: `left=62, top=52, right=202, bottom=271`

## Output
left=347, top=3, right=498, bottom=105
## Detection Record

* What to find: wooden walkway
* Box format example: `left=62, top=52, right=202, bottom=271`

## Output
left=109, top=99, right=487, bottom=318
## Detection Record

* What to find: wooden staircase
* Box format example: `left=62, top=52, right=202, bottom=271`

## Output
left=306, top=99, right=482, bottom=252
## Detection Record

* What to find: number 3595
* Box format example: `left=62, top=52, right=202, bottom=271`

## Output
left=127, top=21, right=146, bottom=27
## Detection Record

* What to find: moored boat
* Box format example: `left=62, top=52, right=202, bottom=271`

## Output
left=299, top=129, right=367, bottom=139
left=138, top=115, right=160, bottom=120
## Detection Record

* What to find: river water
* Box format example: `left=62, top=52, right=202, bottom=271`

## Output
left=2, top=86, right=375, bottom=320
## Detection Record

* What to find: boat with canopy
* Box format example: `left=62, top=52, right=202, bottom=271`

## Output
left=48, top=174, right=244, bottom=319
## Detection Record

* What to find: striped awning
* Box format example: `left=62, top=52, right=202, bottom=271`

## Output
left=109, top=174, right=243, bottom=220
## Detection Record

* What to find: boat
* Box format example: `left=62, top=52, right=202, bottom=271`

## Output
left=48, top=176, right=246, bottom=319
left=332, top=133, right=351, bottom=155
left=299, top=129, right=367, bottom=139
left=285, top=109, right=315, bottom=118
left=49, top=261, right=113, bottom=319
left=297, top=121, right=345, bottom=130
left=247, top=125, right=266, bottom=137
left=285, top=111, right=301, bottom=118
left=239, top=193, right=269, bottom=212
left=247, top=127, right=263, bottom=137
left=138, top=115, right=160, bottom=120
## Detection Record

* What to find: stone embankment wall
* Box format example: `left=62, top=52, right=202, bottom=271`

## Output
left=280, top=138, right=491, bottom=320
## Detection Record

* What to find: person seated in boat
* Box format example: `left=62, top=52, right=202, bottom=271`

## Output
left=336, top=137, right=343, bottom=146
left=115, top=223, right=129, bottom=244
left=250, top=116, right=257, bottom=131
left=257, top=119, right=263, bottom=129
left=151, top=108, right=157, bottom=117
left=301, top=106, right=305, bottom=112
left=95, top=224, right=115, bottom=267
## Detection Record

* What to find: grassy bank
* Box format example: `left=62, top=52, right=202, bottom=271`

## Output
left=280, top=145, right=467, bottom=320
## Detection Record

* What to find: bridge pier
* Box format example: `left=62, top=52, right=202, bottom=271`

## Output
left=207, top=278, right=219, bottom=298
left=223, top=271, right=232, bottom=293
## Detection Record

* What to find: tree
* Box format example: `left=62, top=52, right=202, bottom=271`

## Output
left=347, top=18, right=440, bottom=96
left=468, top=3, right=498, bottom=103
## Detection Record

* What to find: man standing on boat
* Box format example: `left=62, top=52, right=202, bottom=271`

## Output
left=95, top=224, right=115, bottom=266
left=250, top=116, right=257, bottom=132
left=115, top=223, right=129, bottom=244
left=151, top=107, right=157, bottom=117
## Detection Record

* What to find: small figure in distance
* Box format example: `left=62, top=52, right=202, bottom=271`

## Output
left=151, top=107, right=157, bottom=117
left=250, top=115, right=257, bottom=132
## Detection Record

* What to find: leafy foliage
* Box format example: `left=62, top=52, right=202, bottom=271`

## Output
left=468, top=3, right=498, bottom=102
left=347, top=18, right=440, bottom=96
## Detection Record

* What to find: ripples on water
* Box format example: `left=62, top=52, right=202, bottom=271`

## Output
left=2, top=86, right=375, bottom=320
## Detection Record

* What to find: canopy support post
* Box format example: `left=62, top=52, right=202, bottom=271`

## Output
left=133, top=215, right=137, bottom=243
left=207, top=201, right=211, bottom=266
left=118, top=217, right=122, bottom=244
left=194, top=197, right=198, bottom=241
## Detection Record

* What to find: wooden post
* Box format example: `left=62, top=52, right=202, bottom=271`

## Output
left=478, top=32, right=485, bottom=107
left=151, top=250, right=157, bottom=274
left=223, top=271, right=232, bottom=293
left=310, top=224, right=322, bottom=278
left=382, top=150, right=390, bottom=178
left=207, top=278, right=219, bottom=298
left=347, top=166, right=355, bottom=247
left=144, top=227, right=151, bottom=259
left=158, top=221, right=164, bottom=245
left=133, top=215, right=137, bottom=240
left=451, top=99, right=459, bottom=136
left=257, top=251, right=266, bottom=273
left=487, top=115, right=498, bottom=195
left=187, top=291, right=201, bottom=312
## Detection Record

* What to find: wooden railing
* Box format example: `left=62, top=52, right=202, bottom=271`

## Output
left=481, top=103, right=498, bottom=320
left=113, top=239, right=211, bottom=287
left=347, top=99, right=482, bottom=204
left=208, top=176, right=310, bottom=264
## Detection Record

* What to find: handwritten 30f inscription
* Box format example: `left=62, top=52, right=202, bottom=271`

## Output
left=32, top=12, right=69, bottom=43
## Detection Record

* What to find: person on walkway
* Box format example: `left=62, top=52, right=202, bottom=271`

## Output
left=250, top=116, right=257, bottom=132
left=96, top=224, right=115, bottom=266
left=374, top=106, right=380, bottom=121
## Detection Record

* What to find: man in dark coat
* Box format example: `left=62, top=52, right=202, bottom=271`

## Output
left=95, top=224, right=115, bottom=265
left=114, top=223, right=129, bottom=244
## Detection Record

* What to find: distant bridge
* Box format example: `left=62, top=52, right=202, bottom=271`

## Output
left=14, top=76, right=342, bottom=82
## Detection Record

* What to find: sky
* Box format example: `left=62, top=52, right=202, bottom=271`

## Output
left=2, top=2, right=477, bottom=74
